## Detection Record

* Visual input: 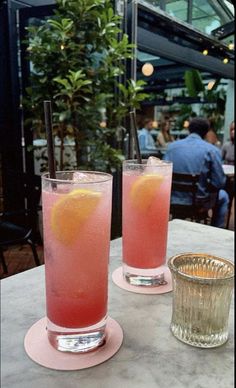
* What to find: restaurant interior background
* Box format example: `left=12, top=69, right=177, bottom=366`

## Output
left=0, top=0, right=235, bottom=247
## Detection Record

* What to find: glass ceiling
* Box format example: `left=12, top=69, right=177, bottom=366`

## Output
left=134, top=0, right=234, bottom=93
left=143, top=0, right=234, bottom=45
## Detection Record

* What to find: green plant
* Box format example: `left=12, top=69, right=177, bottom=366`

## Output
left=25, top=0, right=148, bottom=172
left=201, top=80, right=226, bottom=132
left=184, top=69, right=205, bottom=97
left=174, top=104, right=195, bottom=130
left=184, top=70, right=226, bottom=132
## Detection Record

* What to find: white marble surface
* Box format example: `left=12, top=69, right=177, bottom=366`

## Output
left=1, top=220, right=234, bottom=388
left=223, top=164, right=234, bottom=177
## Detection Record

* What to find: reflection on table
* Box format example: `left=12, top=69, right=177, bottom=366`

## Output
left=1, top=220, right=234, bottom=388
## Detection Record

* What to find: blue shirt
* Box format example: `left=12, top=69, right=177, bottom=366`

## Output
left=164, top=133, right=226, bottom=204
left=138, top=128, right=157, bottom=151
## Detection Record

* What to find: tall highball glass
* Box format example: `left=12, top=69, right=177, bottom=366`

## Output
left=122, top=159, right=173, bottom=286
left=42, top=171, right=113, bottom=352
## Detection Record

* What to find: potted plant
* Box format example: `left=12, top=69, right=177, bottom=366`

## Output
left=24, top=0, right=147, bottom=173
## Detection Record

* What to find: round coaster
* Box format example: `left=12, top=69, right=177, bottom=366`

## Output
left=24, top=316, right=123, bottom=370
left=112, top=266, right=172, bottom=294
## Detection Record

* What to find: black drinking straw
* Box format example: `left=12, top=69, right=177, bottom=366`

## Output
left=129, top=111, right=142, bottom=164
left=44, top=100, right=56, bottom=180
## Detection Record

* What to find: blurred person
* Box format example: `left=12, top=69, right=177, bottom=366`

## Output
left=138, top=118, right=157, bottom=152
left=221, top=121, right=235, bottom=165
left=156, top=118, right=174, bottom=147
left=164, top=117, right=229, bottom=228
left=205, top=119, right=221, bottom=148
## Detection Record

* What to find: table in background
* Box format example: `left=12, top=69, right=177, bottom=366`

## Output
left=140, top=147, right=167, bottom=159
left=170, top=129, right=189, bottom=140
left=222, top=164, right=234, bottom=177
left=1, top=220, right=234, bottom=388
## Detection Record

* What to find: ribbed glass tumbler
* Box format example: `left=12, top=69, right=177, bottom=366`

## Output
left=168, top=253, right=234, bottom=348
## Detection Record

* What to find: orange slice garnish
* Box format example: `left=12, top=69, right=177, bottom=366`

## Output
left=130, top=174, right=164, bottom=211
left=51, top=188, right=101, bottom=244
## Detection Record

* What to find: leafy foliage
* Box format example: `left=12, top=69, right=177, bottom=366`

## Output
left=184, top=69, right=204, bottom=97
left=184, top=69, right=226, bottom=132
left=25, top=0, right=147, bottom=171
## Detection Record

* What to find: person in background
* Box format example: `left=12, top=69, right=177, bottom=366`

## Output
left=164, top=117, right=229, bottom=228
left=156, top=118, right=174, bottom=147
left=138, top=118, right=157, bottom=153
left=205, top=119, right=221, bottom=148
left=221, top=121, right=235, bottom=165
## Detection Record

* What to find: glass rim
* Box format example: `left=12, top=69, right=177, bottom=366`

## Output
left=168, top=252, right=234, bottom=282
left=123, top=159, right=173, bottom=167
left=42, top=170, right=113, bottom=184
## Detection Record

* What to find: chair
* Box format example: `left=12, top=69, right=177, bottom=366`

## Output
left=170, top=172, right=218, bottom=224
left=0, top=174, right=42, bottom=274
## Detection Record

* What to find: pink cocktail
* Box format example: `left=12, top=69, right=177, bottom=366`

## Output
left=42, top=171, right=112, bottom=352
left=122, top=159, right=172, bottom=286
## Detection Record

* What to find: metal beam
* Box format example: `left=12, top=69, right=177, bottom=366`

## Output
left=187, top=0, right=193, bottom=24
left=137, top=1, right=233, bottom=57
left=211, top=20, right=235, bottom=40
left=137, top=27, right=234, bottom=80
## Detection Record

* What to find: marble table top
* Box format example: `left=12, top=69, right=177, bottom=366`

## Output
left=223, top=164, right=234, bottom=177
left=1, top=220, right=234, bottom=388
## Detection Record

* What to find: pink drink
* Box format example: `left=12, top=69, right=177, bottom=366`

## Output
left=42, top=171, right=112, bottom=352
left=122, top=160, right=172, bottom=286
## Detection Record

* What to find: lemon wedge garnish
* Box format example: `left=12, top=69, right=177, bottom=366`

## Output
left=130, top=174, right=164, bottom=211
left=51, top=188, right=101, bottom=244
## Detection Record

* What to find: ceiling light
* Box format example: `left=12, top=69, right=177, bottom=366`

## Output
left=207, top=81, right=215, bottom=90
left=99, top=121, right=107, bottom=128
left=202, top=49, right=208, bottom=56
left=228, top=42, right=234, bottom=50
left=223, top=58, right=229, bottom=64
left=142, top=63, right=154, bottom=77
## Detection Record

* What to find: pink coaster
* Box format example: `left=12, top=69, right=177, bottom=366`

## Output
left=24, top=316, right=123, bottom=370
left=112, top=266, right=172, bottom=294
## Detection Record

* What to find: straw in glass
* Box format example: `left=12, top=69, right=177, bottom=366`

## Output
left=43, top=100, right=56, bottom=180
left=129, top=111, right=142, bottom=164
